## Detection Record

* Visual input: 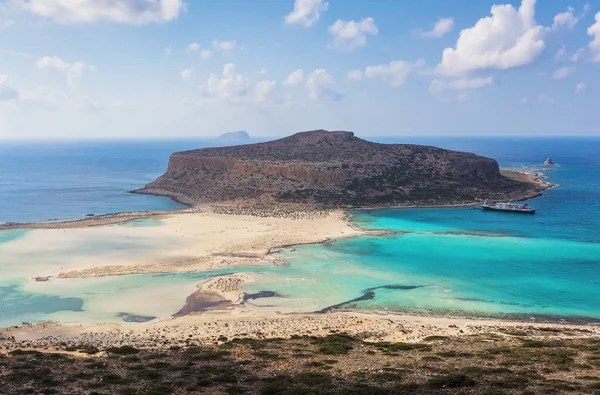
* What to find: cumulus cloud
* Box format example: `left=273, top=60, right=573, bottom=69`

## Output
left=187, top=42, right=200, bottom=52
left=429, top=77, right=494, bottom=93
left=283, top=69, right=305, bottom=86
left=253, top=80, right=277, bottom=103
left=305, top=69, right=342, bottom=100
left=256, top=68, right=268, bottom=75
left=589, top=12, right=600, bottom=62
left=418, top=17, right=454, bottom=38
left=36, top=56, right=94, bottom=87
left=552, top=4, right=589, bottom=31
left=2, top=20, right=16, bottom=28
left=201, top=63, right=279, bottom=105
left=576, top=82, right=587, bottom=93
left=0, top=74, right=18, bottom=101
left=552, top=66, right=574, bottom=79
left=285, top=0, right=328, bottom=27
left=437, top=0, right=545, bottom=76
left=165, top=45, right=172, bottom=56
left=18, top=0, right=185, bottom=25
left=200, top=50, right=212, bottom=60
left=212, top=40, right=237, bottom=52
left=361, top=60, right=423, bottom=87
left=347, top=70, right=363, bottom=80
left=180, top=68, right=194, bottom=82
left=554, top=45, right=566, bottom=59
left=328, top=17, right=378, bottom=50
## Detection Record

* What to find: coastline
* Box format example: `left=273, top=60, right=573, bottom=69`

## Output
left=1, top=169, right=584, bottom=352
left=1, top=170, right=552, bottom=231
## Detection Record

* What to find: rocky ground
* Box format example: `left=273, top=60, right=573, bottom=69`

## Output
left=1, top=330, right=599, bottom=394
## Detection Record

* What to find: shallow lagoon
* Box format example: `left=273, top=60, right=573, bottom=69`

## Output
left=2, top=138, right=600, bottom=326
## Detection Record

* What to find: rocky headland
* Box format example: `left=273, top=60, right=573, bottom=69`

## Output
left=135, top=130, right=549, bottom=209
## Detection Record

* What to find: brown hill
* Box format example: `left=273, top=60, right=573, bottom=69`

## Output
left=135, top=130, right=545, bottom=208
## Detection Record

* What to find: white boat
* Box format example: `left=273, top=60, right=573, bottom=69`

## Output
left=480, top=201, right=535, bottom=214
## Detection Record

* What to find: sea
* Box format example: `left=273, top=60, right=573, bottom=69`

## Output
left=0, top=137, right=599, bottom=327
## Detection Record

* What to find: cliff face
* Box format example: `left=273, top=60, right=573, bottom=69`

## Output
left=137, top=130, right=539, bottom=207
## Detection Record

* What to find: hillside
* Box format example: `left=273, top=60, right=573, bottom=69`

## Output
left=135, top=130, right=546, bottom=208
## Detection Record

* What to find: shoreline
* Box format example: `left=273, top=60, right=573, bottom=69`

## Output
left=0, top=169, right=578, bottom=350
left=2, top=307, right=599, bottom=352
left=0, top=170, right=552, bottom=231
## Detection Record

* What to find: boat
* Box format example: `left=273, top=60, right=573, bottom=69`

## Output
left=480, top=201, right=535, bottom=214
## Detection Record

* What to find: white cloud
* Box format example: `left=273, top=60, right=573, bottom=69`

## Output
left=363, top=60, right=423, bottom=87
left=588, top=12, right=600, bottom=62
left=576, top=82, right=587, bottom=93
left=285, top=0, right=328, bottom=27
left=570, top=48, right=585, bottom=62
left=419, top=17, right=454, bottom=38
left=305, top=69, right=341, bottom=100
left=19, top=0, right=185, bottom=25
left=200, top=50, right=212, bottom=60
left=203, top=63, right=249, bottom=103
left=180, top=68, right=194, bottom=82
left=283, top=69, right=305, bottom=86
left=437, top=0, right=545, bottom=76
left=2, top=20, right=16, bottom=28
left=187, top=42, right=200, bottom=52
left=328, top=17, right=378, bottom=51
left=36, top=56, right=94, bottom=87
left=253, top=80, right=276, bottom=103
left=554, top=45, right=566, bottom=59
left=0, top=74, right=18, bottom=101
left=256, top=68, right=268, bottom=75
left=552, top=66, right=574, bottom=79
left=538, top=93, right=554, bottom=103
left=212, top=40, right=237, bottom=52
left=347, top=70, right=363, bottom=80
left=552, top=4, right=589, bottom=31
left=165, top=45, right=172, bottom=56
left=200, top=63, right=279, bottom=105
left=429, top=77, right=493, bottom=93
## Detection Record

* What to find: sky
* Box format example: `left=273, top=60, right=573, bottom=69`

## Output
left=0, top=0, right=599, bottom=139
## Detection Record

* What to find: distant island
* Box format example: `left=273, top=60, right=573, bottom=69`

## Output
left=215, top=130, right=251, bottom=143
left=135, top=129, right=549, bottom=208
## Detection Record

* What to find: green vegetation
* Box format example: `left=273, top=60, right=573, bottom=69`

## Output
left=1, top=334, right=599, bottom=394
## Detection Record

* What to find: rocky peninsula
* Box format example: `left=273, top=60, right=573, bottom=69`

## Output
left=134, top=130, right=549, bottom=209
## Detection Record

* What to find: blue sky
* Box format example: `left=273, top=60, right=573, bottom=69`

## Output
left=0, top=0, right=599, bottom=139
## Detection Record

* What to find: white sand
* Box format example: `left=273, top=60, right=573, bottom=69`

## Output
left=0, top=210, right=362, bottom=281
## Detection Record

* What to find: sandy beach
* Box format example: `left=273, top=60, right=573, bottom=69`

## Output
left=1, top=206, right=366, bottom=281
left=0, top=173, right=591, bottom=354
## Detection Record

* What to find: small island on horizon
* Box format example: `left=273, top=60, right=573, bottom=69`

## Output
left=215, top=130, right=252, bottom=143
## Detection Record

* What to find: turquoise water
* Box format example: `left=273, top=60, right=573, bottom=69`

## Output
left=1, top=138, right=599, bottom=325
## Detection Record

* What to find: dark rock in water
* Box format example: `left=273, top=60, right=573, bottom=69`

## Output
left=117, top=312, right=156, bottom=323
left=317, top=284, right=424, bottom=313
left=85, top=214, right=95, bottom=217
left=137, top=129, right=543, bottom=208
left=216, top=130, right=251, bottom=142
left=242, top=290, right=279, bottom=303
left=543, top=157, right=555, bottom=165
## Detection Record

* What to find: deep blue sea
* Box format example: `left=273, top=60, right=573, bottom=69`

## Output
left=0, top=137, right=599, bottom=326
left=0, top=140, right=218, bottom=223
